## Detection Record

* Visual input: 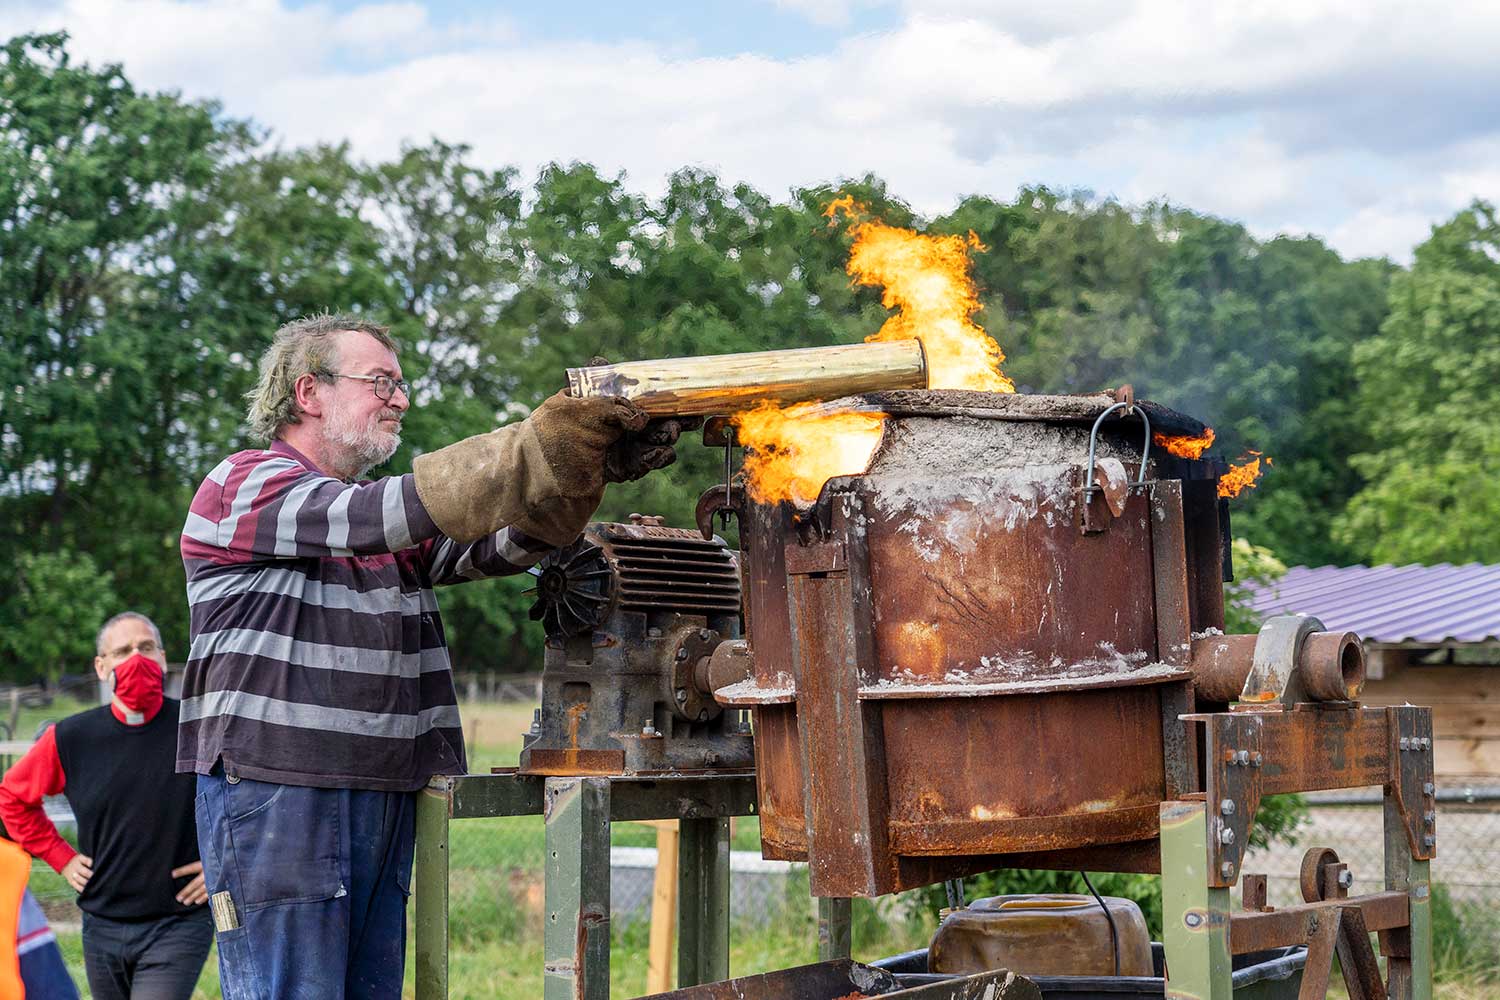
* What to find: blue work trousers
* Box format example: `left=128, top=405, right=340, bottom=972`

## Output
left=194, top=772, right=415, bottom=1000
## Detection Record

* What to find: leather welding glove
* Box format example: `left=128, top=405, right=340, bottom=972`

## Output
left=586, top=357, right=701, bottom=482
left=412, top=391, right=648, bottom=546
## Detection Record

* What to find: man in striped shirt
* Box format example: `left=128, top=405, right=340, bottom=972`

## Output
left=180, top=314, right=675, bottom=998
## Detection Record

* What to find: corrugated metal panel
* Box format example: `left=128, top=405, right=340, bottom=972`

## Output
left=1243, top=563, right=1500, bottom=644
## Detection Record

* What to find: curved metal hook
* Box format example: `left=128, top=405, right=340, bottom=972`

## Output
left=1085, top=401, right=1152, bottom=490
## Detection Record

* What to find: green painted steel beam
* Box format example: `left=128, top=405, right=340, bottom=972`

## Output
left=414, top=781, right=451, bottom=1000
left=1160, top=800, right=1232, bottom=1000
left=544, top=777, right=612, bottom=1000
left=1384, top=794, right=1434, bottom=1000
left=818, top=898, right=853, bottom=961
left=677, top=816, right=731, bottom=987
left=442, top=771, right=757, bottom=821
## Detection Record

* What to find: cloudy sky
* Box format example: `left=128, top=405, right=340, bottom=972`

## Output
left=6, top=0, right=1498, bottom=261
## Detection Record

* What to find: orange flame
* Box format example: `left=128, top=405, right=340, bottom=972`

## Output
left=737, top=402, right=887, bottom=506
left=733, top=200, right=1013, bottom=505
left=1154, top=428, right=1216, bottom=459
left=1218, top=452, right=1271, bottom=498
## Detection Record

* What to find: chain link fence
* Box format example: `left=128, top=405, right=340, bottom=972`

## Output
left=1240, top=788, right=1500, bottom=958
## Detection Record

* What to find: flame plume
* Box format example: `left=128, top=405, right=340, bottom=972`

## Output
left=1154, top=428, right=1216, bottom=459
left=733, top=200, right=1014, bottom=505
left=1218, top=452, right=1271, bottom=498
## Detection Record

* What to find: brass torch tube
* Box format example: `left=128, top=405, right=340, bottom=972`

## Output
left=565, top=340, right=928, bottom=416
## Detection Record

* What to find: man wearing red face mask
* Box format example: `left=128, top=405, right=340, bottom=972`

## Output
left=0, top=611, right=211, bottom=1000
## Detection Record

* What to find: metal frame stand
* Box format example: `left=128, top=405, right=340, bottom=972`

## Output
left=413, top=771, right=759, bottom=999
left=1159, top=705, right=1436, bottom=1000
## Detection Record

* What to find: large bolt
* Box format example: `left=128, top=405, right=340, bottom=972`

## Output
left=1220, top=799, right=1236, bottom=816
left=675, top=647, right=688, bottom=661
left=1337, top=870, right=1354, bottom=889
left=1185, top=912, right=1203, bottom=928
left=1423, top=834, right=1436, bottom=849
left=1236, top=750, right=1251, bottom=766
left=675, top=689, right=688, bottom=704
left=1220, top=827, right=1236, bottom=845
left=698, top=628, right=713, bottom=640
left=1424, top=811, right=1436, bottom=827
left=1423, top=782, right=1436, bottom=796
left=1220, top=862, right=1235, bottom=879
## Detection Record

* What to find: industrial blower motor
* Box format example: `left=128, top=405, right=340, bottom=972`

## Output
left=517, top=515, right=755, bottom=776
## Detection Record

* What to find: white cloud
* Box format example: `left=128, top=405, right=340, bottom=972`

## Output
left=5, top=0, right=1499, bottom=261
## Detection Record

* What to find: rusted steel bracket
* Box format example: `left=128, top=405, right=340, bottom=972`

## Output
left=1388, top=705, right=1438, bottom=861
left=1227, top=890, right=1408, bottom=955
left=784, top=488, right=899, bottom=896
left=1185, top=705, right=1436, bottom=886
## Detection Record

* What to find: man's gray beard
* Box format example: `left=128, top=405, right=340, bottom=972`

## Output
left=326, top=406, right=401, bottom=479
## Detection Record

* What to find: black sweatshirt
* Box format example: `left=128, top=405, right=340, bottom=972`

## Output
left=53, top=700, right=201, bottom=920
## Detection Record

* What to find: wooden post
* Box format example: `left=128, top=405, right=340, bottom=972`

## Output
left=567, top=340, right=928, bottom=416
left=646, top=821, right=679, bottom=993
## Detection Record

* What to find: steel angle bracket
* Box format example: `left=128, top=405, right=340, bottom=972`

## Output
left=1388, top=705, right=1437, bottom=862
left=1199, top=712, right=1264, bottom=887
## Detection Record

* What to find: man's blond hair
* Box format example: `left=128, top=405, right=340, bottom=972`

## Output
left=245, top=314, right=397, bottom=442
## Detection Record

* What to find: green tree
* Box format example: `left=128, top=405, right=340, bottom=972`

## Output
left=0, top=551, right=119, bottom=684
left=1337, top=202, right=1500, bottom=564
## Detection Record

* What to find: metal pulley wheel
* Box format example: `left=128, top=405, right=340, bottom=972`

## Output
left=526, top=537, right=614, bottom=637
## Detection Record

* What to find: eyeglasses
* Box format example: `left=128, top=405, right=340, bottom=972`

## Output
left=322, top=373, right=411, bottom=402
left=105, top=639, right=160, bottom=659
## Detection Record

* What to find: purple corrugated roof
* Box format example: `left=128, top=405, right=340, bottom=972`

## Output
left=1242, top=563, right=1500, bottom=644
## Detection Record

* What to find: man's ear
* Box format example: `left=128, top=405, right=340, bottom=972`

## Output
left=93, top=656, right=109, bottom=682
left=293, top=373, right=325, bottom=420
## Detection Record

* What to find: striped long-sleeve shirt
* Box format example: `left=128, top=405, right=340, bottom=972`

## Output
left=178, top=440, right=550, bottom=791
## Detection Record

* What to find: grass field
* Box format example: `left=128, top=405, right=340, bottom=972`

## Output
left=18, top=698, right=929, bottom=998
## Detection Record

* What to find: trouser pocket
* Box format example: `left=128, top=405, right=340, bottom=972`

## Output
left=201, top=775, right=342, bottom=912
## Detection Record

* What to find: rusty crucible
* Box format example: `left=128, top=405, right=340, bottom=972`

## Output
left=713, top=389, right=1239, bottom=897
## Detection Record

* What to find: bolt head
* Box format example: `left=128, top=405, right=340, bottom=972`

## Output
left=1423, top=782, right=1436, bottom=796
left=1185, top=912, right=1204, bottom=928
left=1424, top=811, right=1436, bottom=826
left=1220, top=799, right=1235, bottom=815
left=1400, top=737, right=1411, bottom=751
left=698, top=628, right=713, bottom=640
left=1252, top=752, right=1263, bottom=767
left=675, top=689, right=688, bottom=703
left=647, top=626, right=663, bottom=639
left=1337, top=870, right=1354, bottom=889
left=1420, top=737, right=1431, bottom=750
left=1220, top=827, right=1236, bottom=845
left=1423, top=834, right=1436, bottom=848
left=1236, top=750, right=1251, bottom=766
left=1220, top=862, right=1235, bottom=879
left=675, top=648, right=688, bottom=661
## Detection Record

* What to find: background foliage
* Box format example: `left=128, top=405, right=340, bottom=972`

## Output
left=2, top=32, right=1492, bottom=682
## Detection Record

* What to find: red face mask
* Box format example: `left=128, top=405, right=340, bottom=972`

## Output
left=112, top=653, right=164, bottom=720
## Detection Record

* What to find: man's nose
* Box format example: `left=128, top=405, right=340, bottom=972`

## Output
left=388, top=386, right=410, bottom=412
